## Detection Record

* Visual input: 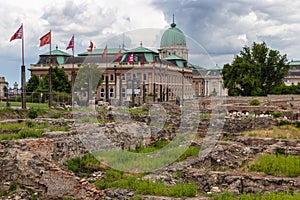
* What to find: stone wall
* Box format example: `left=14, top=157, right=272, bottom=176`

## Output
left=0, top=137, right=103, bottom=199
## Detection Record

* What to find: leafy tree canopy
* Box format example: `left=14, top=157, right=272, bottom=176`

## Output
left=222, top=42, right=289, bottom=96
left=35, top=66, right=71, bottom=93
left=26, top=74, right=39, bottom=93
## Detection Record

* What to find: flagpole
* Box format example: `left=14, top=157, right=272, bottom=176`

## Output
left=71, top=35, right=75, bottom=107
left=48, top=30, right=53, bottom=107
left=105, top=47, right=109, bottom=103
left=21, top=23, right=26, bottom=109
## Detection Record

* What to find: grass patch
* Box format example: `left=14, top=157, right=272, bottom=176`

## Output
left=132, top=140, right=169, bottom=153
left=176, top=146, right=201, bottom=162
left=211, top=191, right=300, bottom=200
left=199, top=114, right=212, bottom=119
left=50, top=126, right=70, bottom=132
left=128, top=106, right=149, bottom=115
left=67, top=153, right=103, bottom=175
left=94, top=170, right=197, bottom=198
left=51, top=112, right=61, bottom=119
left=0, top=129, right=44, bottom=141
left=0, top=121, right=47, bottom=141
left=248, top=154, right=300, bottom=177
left=75, top=116, right=99, bottom=123
left=242, top=125, right=300, bottom=139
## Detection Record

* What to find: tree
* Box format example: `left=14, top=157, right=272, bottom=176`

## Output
left=73, top=64, right=103, bottom=92
left=38, top=66, right=71, bottom=93
left=26, top=74, right=39, bottom=93
left=222, top=42, right=289, bottom=96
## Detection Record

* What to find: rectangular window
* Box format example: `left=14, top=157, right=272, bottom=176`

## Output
left=121, top=88, right=126, bottom=98
left=110, top=88, right=114, bottom=98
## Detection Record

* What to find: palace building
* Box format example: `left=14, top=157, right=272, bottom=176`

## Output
left=29, top=19, right=227, bottom=106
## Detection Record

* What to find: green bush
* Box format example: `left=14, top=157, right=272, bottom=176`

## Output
left=0, top=190, right=8, bottom=197
left=28, top=108, right=38, bottom=119
left=278, top=120, right=291, bottom=126
left=9, top=181, right=17, bottom=191
left=249, top=99, right=261, bottom=106
left=295, top=121, right=300, bottom=128
left=271, top=111, right=283, bottom=118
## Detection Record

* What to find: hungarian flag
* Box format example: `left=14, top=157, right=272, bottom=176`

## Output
left=66, top=35, right=74, bottom=50
left=102, top=45, right=107, bottom=58
left=40, top=31, right=51, bottom=47
left=87, top=41, right=93, bottom=52
left=115, top=49, right=122, bottom=62
left=10, top=24, right=23, bottom=42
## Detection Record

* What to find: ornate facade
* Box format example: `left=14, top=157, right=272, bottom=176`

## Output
left=29, top=19, right=227, bottom=106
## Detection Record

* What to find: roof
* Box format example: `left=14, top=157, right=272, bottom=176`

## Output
left=288, top=61, right=300, bottom=66
left=126, top=46, right=158, bottom=54
left=163, top=55, right=185, bottom=61
left=160, top=21, right=186, bottom=47
left=40, top=49, right=72, bottom=57
left=78, top=48, right=127, bottom=56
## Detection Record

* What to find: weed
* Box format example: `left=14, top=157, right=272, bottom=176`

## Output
left=26, top=121, right=35, bottom=128
left=0, top=190, right=8, bottom=197
left=51, top=113, right=61, bottom=119
left=9, top=181, right=17, bottom=191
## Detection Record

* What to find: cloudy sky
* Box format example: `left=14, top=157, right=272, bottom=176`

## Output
left=2, top=0, right=300, bottom=86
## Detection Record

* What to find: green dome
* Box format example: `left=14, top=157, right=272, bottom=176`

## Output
left=160, top=22, right=186, bottom=47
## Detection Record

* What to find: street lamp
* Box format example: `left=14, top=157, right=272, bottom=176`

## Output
left=40, top=92, right=43, bottom=104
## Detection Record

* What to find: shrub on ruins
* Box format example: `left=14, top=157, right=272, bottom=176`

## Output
left=28, top=108, right=38, bottom=119
left=249, top=99, right=261, bottom=106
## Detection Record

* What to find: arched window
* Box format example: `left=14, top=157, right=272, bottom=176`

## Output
left=110, top=74, right=114, bottom=81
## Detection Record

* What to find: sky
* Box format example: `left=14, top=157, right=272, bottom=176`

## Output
left=2, top=0, right=300, bottom=87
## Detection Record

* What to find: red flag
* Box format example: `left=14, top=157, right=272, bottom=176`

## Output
left=140, top=56, right=145, bottom=67
left=40, top=31, right=51, bottom=47
left=128, top=53, right=134, bottom=64
left=66, top=35, right=74, bottom=50
left=10, top=24, right=23, bottom=42
left=115, top=49, right=122, bottom=62
left=102, top=45, right=107, bottom=58
left=87, top=41, right=93, bottom=52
